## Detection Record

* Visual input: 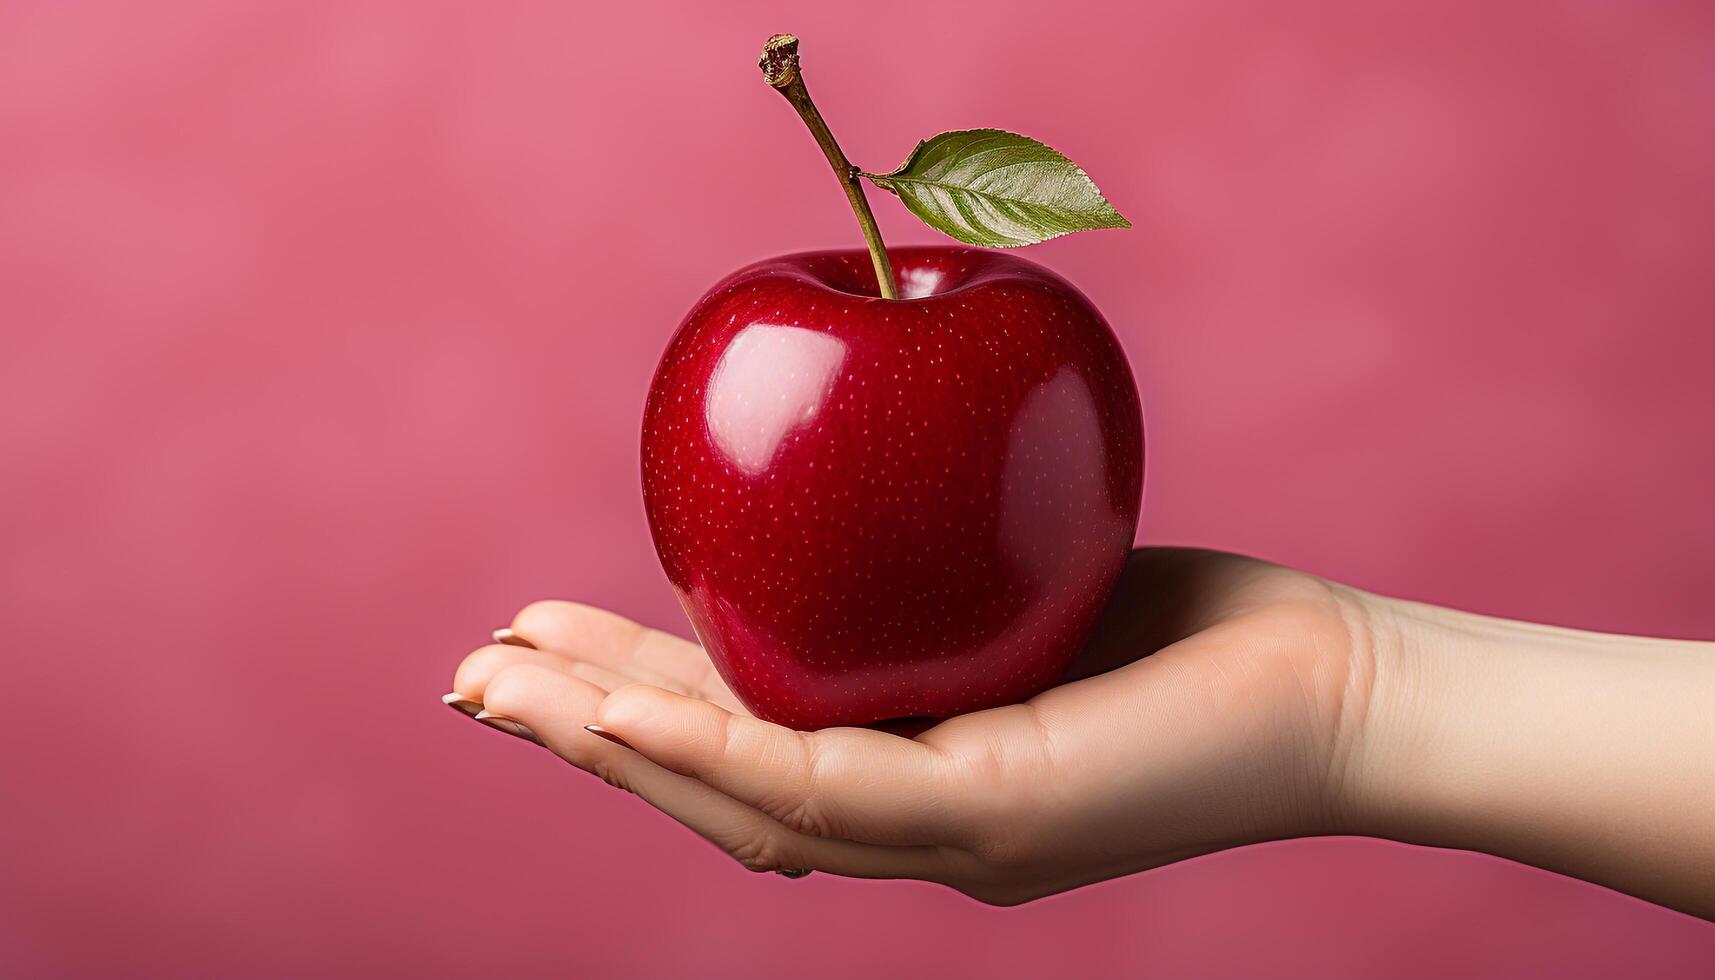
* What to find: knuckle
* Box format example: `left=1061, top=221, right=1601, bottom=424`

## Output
left=937, top=721, right=1052, bottom=848
left=587, top=758, right=633, bottom=795
left=967, top=824, right=1045, bottom=870
left=768, top=733, right=840, bottom=838
left=727, top=832, right=793, bottom=874
left=775, top=797, right=835, bottom=839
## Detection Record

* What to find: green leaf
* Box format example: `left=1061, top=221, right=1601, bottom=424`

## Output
left=863, top=129, right=1130, bottom=248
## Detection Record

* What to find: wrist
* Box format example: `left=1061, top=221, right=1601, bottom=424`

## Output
left=1334, top=592, right=1715, bottom=917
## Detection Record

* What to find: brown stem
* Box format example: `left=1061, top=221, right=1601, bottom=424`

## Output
left=759, top=34, right=897, bottom=299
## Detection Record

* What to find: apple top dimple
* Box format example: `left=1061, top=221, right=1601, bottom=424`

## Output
left=729, top=246, right=1070, bottom=302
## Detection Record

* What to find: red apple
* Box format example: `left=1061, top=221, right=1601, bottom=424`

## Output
left=642, top=246, right=1143, bottom=730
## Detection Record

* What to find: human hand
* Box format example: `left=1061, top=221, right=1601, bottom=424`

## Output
left=445, top=548, right=1379, bottom=904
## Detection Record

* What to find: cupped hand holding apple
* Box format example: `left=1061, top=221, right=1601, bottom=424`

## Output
left=450, top=549, right=1369, bottom=904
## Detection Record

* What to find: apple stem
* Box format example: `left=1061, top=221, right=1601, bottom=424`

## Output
left=759, top=34, right=898, bottom=300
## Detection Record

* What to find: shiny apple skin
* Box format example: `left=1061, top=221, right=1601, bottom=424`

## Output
left=641, top=247, right=1143, bottom=731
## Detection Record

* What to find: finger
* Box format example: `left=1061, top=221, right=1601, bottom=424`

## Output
left=591, top=686, right=965, bottom=847
left=453, top=646, right=710, bottom=735
left=564, top=660, right=696, bottom=699
left=452, top=643, right=580, bottom=700
left=451, top=643, right=697, bottom=704
left=508, top=600, right=645, bottom=658
left=510, top=601, right=721, bottom=695
left=456, top=645, right=696, bottom=707
left=478, top=666, right=957, bottom=882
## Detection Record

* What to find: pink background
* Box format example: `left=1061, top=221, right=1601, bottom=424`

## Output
left=3, top=1, right=1713, bottom=976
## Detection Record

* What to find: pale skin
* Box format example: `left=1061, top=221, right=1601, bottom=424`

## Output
left=446, top=548, right=1715, bottom=919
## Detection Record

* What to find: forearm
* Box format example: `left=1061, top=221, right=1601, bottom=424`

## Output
left=1345, top=596, right=1715, bottom=919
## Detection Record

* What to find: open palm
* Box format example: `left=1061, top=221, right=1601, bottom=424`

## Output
left=448, top=548, right=1376, bottom=904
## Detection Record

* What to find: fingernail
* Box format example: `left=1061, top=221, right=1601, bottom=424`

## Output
left=473, top=710, right=545, bottom=746
left=775, top=869, right=812, bottom=879
left=442, top=692, right=484, bottom=718
left=584, top=725, right=634, bottom=750
left=493, top=628, right=537, bottom=649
